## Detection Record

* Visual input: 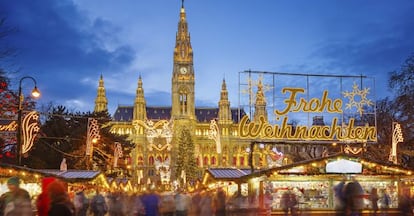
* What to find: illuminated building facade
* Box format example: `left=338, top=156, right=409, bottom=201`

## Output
left=94, top=4, right=327, bottom=184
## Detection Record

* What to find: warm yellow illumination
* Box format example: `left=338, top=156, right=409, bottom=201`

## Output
left=31, top=86, right=41, bottom=98
left=92, top=138, right=98, bottom=143
left=238, top=87, right=377, bottom=142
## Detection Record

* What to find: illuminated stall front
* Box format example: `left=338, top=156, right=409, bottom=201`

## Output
left=241, top=153, right=413, bottom=213
left=0, top=163, right=43, bottom=197
left=0, top=163, right=110, bottom=198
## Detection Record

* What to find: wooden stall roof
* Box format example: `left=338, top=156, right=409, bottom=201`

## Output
left=37, top=170, right=101, bottom=182
left=206, top=168, right=254, bottom=180
left=202, top=168, right=258, bottom=185
left=0, top=163, right=104, bottom=183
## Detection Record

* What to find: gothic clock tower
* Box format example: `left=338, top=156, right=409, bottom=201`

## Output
left=171, top=3, right=195, bottom=120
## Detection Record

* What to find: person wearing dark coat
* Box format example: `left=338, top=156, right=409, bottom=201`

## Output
left=47, top=180, right=75, bottom=216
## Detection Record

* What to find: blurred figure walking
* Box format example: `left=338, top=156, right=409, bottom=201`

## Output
left=214, top=188, right=227, bottom=216
left=74, top=187, right=89, bottom=216
left=280, top=188, right=297, bottom=216
left=90, top=189, right=108, bottom=216
left=47, top=180, right=75, bottom=216
left=199, top=191, right=213, bottom=216
left=344, top=178, right=364, bottom=216
left=0, top=176, right=33, bottom=216
left=370, top=188, right=379, bottom=216
left=398, top=188, right=412, bottom=216
left=36, top=177, right=56, bottom=216
left=141, top=188, right=160, bottom=216
left=175, top=189, right=191, bottom=216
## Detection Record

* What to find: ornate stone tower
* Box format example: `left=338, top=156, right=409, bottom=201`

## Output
left=171, top=3, right=195, bottom=121
left=94, top=74, right=108, bottom=112
left=218, top=79, right=232, bottom=125
left=133, top=76, right=146, bottom=121
left=253, top=79, right=268, bottom=122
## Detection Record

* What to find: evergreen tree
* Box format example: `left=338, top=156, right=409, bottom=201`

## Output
left=174, top=127, right=198, bottom=186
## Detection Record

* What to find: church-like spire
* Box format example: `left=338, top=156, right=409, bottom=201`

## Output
left=94, top=74, right=108, bottom=112
left=174, top=1, right=193, bottom=64
left=133, top=75, right=146, bottom=120
left=253, top=79, right=268, bottom=122
left=218, top=79, right=232, bottom=124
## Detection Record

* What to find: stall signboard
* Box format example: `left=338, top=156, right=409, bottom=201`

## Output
left=238, top=71, right=377, bottom=143
left=325, top=159, right=362, bottom=173
left=0, top=121, right=17, bottom=131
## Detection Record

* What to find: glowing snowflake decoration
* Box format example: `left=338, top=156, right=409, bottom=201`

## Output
left=343, top=82, right=373, bottom=116
left=241, top=75, right=273, bottom=104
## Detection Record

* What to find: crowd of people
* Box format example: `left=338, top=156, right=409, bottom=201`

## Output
left=333, top=177, right=414, bottom=216
left=0, top=176, right=232, bottom=216
left=2, top=175, right=414, bottom=216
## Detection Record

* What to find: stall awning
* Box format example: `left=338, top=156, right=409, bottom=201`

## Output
left=37, top=170, right=101, bottom=181
left=207, top=168, right=253, bottom=179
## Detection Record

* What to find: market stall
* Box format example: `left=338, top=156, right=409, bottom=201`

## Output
left=0, top=163, right=44, bottom=197
left=202, top=153, right=414, bottom=215
left=241, top=153, right=413, bottom=214
left=1, top=163, right=110, bottom=198
left=202, top=168, right=253, bottom=196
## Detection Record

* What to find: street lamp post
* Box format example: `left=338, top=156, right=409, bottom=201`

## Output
left=16, top=76, right=40, bottom=166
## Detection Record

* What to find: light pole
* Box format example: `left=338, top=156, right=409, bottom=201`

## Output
left=17, top=76, right=40, bottom=166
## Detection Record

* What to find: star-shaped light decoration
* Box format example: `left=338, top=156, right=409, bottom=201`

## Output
left=343, top=82, right=373, bottom=116
left=241, top=75, right=273, bottom=105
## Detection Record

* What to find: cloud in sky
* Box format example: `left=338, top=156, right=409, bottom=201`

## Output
left=1, top=0, right=413, bottom=116
left=0, top=0, right=137, bottom=112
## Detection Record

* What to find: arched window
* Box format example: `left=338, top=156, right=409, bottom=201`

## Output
left=204, top=156, right=209, bottom=166
left=211, top=156, right=216, bottom=165
left=233, top=156, right=237, bottom=166
left=156, top=155, right=162, bottom=162
left=179, top=89, right=188, bottom=115
left=138, top=156, right=144, bottom=166
left=239, top=156, right=245, bottom=166
left=197, top=157, right=200, bottom=166
left=149, top=156, right=154, bottom=166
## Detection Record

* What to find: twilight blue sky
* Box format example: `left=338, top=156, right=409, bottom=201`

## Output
left=1, top=0, right=414, bottom=116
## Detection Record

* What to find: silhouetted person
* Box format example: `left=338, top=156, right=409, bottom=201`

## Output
left=334, top=180, right=346, bottom=216
left=344, top=178, right=364, bottom=216
left=214, top=188, right=227, bottom=216
left=399, top=189, right=412, bottom=216
left=90, top=189, right=107, bottom=216
left=0, top=176, right=32, bottom=216
left=141, top=188, right=160, bottom=216
left=280, top=189, right=297, bottom=216
left=370, top=188, right=379, bottom=216
left=48, top=180, right=75, bottom=216
left=379, top=189, right=390, bottom=216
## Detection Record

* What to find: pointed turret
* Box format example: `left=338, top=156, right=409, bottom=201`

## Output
left=253, top=79, right=268, bottom=122
left=133, top=75, right=146, bottom=120
left=94, top=74, right=108, bottom=112
left=173, top=2, right=193, bottom=65
left=218, top=79, right=232, bottom=124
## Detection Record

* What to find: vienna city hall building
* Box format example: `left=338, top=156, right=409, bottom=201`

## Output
left=93, top=4, right=325, bottom=185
